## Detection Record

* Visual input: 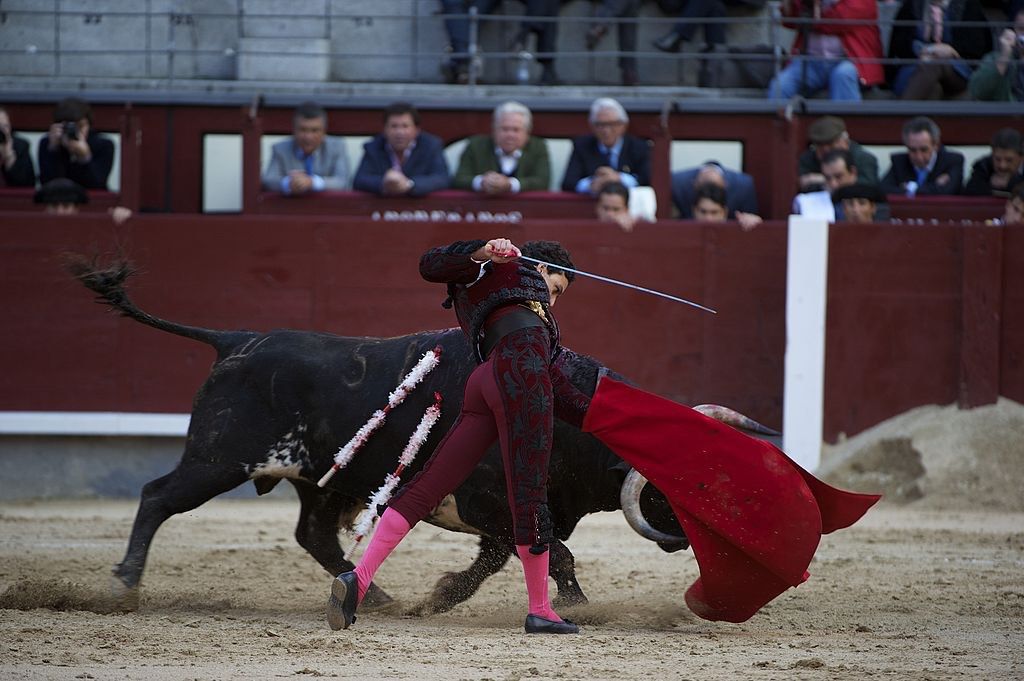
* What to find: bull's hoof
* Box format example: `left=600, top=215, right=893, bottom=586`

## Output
left=109, top=575, right=140, bottom=611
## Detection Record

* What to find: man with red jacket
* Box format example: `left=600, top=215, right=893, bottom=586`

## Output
left=767, top=0, right=884, bottom=101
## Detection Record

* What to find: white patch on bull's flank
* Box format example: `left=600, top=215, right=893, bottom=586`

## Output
left=424, top=495, right=482, bottom=535
left=246, top=423, right=309, bottom=479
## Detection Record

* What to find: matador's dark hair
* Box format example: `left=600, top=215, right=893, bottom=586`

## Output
left=520, top=240, right=576, bottom=283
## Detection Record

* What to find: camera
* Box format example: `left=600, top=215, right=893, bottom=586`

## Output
left=62, top=121, right=79, bottom=140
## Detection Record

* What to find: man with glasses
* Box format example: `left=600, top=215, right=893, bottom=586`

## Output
left=797, top=116, right=879, bottom=192
left=561, top=98, right=650, bottom=195
left=880, top=116, right=964, bottom=197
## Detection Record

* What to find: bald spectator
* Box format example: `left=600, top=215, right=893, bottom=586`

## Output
left=671, top=161, right=758, bottom=218
left=798, top=116, right=878, bottom=192
left=964, top=128, right=1024, bottom=196
left=453, top=101, right=550, bottom=194
left=880, top=116, right=964, bottom=197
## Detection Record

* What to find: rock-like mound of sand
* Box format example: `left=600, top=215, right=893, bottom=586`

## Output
left=819, top=398, right=1024, bottom=511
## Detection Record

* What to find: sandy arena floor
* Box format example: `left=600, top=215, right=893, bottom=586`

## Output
left=1, top=496, right=1022, bottom=681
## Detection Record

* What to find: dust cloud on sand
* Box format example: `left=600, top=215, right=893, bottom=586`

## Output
left=1, top=401, right=1022, bottom=679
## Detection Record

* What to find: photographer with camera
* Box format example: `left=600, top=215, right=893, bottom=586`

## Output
left=969, top=8, right=1024, bottom=101
left=767, top=0, right=884, bottom=101
left=0, top=107, right=37, bottom=188
left=38, top=97, right=114, bottom=191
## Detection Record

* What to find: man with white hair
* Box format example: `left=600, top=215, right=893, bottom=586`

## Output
left=561, top=98, right=650, bottom=195
left=453, top=101, right=551, bottom=194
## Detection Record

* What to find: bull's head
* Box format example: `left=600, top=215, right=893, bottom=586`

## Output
left=620, top=469, right=689, bottom=553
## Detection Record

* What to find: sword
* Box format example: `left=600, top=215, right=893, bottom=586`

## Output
left=515, top=254, right=717, bottom=314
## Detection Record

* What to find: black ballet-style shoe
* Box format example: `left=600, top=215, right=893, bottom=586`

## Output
left=524, top=614, right=580, bottom=634
left=326, top=571, right=359, bottom=631
left=653, top=30, right=684, bottom=53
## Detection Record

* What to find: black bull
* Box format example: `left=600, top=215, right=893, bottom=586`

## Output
left=72, top=261, right=693, bottom=614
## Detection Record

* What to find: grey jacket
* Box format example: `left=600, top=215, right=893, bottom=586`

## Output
left=261, top=136, right=351, bottom=192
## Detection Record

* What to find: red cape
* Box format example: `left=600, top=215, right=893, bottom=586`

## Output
left=583, top=377, right=880, bottom=623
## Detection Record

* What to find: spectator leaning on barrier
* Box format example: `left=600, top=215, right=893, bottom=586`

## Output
left=453, top=101, right=550, bottom=194
left=671, top=161, right=758, bottom=218
left=887, top=0, right=992, bottom=100
left=261, top=102, right=350, bottom=195
left=820, top=149, right=861, bottom=219
left=767, top=0, right=884, bottom=102
left=968, top=9, right=1024, bottom=102
left=353, top=102, right=450, bottom=198
left=832, top=182, right=887, bottom=223
left=691, top=182, right=763, bottom=230
left=38, top=97, right=114, bottom=191
left=964, top=127, right=1024, bottom=196
left=562, top=98, right=650, bottom=195
left=595, top=180, right=636, bottom=232
left=0, top=107, right=37, bottom=188
left=880, top=116, right=964, bottom=196
left=797, top=116, right=879, bottom=191
left=995, top=181, right=1024, bottom=223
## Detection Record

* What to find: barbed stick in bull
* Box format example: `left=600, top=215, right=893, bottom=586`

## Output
left=348, top=391, right=443, bottom=558
left=514, top=253, right=717, bottom=314
left=316, top=346, right=442, bottom=488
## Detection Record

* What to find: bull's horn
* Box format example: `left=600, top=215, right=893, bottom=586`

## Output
left=692, top=404, right=780, bottom=436
left=620, top=469, right=688, bottom=545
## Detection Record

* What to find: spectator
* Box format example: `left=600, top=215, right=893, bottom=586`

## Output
left=439, top=0, right=499, bottom=84
left=585, top=0, right=641, bottom=86
left=671, top=160, right=758, bottom=218
left=651, top=0, right=728, bottom=56
left=562, top=98, right=650, bottom=195
left=261, top=101, right=350, bottom=195
left=692, top=182, right=763, bottom=230
left=595, top=181, right=636, bottom=231
left=880, top=116, right=964, bottom=196
left=0, top=106, right=37, bottom=187
left=453, top=101, right=550, bottom=194
left=821, top=149, right=859, bottom=195
left=34, top=177, right=133, bottom=224
left=832, top=183, right=887, bottom=223
left=768, top=0, right=884, bottom=101
left=887, top=0, right=992, bottom=100
left=798, top=116, right=879, bottom=191
left=968, top=9, right=1024, bottom=102
left=353, top=103, right=450, bottom=197
left=38, top=97, right=114, bottom=190
left=993, top=180, right=1024, bottom=223
left=964, top=128, right=1024, bottom=196
left=510, top=0, right=563, bottom=85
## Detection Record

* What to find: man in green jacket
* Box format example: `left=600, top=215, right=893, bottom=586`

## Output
left=969, top=9, right=1024, bottom=102
left=453, top=101, right=551, bottom=194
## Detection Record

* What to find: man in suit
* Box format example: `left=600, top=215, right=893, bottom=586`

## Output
left=453, top=101, right=550, bottom=194
left=671, top=161, right=758, bottom=218
left=353, top=102, right=450, bottom=197
left=561, top=98, right=650, bottom=195
left=880, top=116, right=964, bottom=197
left=262, top=101, right=350, bottom=194
left=0, top=107, right=37, bottom=187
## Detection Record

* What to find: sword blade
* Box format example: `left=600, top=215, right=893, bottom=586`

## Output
left=517, top=255, right=717, bottom=314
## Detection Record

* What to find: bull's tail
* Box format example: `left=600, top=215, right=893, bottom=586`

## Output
left=66, top=254, right=239, bottom=353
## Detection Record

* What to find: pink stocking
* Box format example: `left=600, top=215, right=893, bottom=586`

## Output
left=515, top=545, right=561, bottom=621
left=353, top=508, right=412, bottom=603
